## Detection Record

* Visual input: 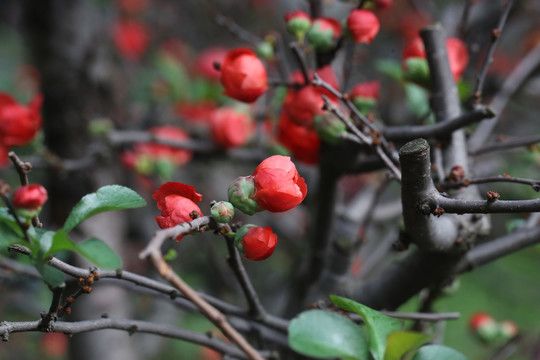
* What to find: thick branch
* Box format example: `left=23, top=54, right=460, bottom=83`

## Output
left=423, top=195, right=540, bottom=214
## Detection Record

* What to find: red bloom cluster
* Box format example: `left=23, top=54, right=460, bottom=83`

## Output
left=210, top=107, right=254, bottom=149
left=121, top=126, right=192, bottom=176
left=220, top=48, right=268, bottom=103
left=236, top=225, right=277, bottom=261
left=402, top=36, right=469, bottom=82
left=113, top=20, right=149, bottom=60
left=347, top=10, right=380, bottom=44
left=13, top=184, right=48, bottom=211
left=0, top=93, right=42, bottom=166
left=153, top=182, right=203, bottom=241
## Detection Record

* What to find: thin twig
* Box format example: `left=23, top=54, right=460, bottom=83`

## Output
left=39, top=286, right=64, bottom=331
left=224, top=236, right=268, bottom=320
left=290, top=42, right=311, bottom=85
left=8, top=152, right=42, bottom=227
left=471, top=134, right=540, bottom=156
left=457, top=0, right=473, bottom=39
left=213, top=12, right=262, bottom=46
left=473, top=0, right=515, bottom=103
left=440, top=174, right=540, bottom=192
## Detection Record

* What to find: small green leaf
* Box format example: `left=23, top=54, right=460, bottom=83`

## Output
left=0, top=222, right=23, bottom=248
left=411, top=345, right=467, bottom=360
left=384, top=331, right=433, bottom=360
left=63, top=185, right=146, bottom=232
left=289, top=309, right=368, bottom=360
left=0, top=207, right=22, bottom=236
left=163, top=248, right=178, bottom=261
left=330, top=295, right=403, bottom=360
left=47, top=231, right=122, bottom=269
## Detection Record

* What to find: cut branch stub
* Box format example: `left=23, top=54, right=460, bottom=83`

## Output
left=399, top=139, right=458, bottom=252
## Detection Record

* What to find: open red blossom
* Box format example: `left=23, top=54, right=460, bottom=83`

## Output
left=153, top=182, right=203, bottom=241
left=241, top=226, right=277, bottom=261
left=113, top=20, right=149, bottom=60
left=220, top=48, right=268, bottom=103
left=252, top=155, right=307, bottom=212
left=0, top=93, right=42, bottom=166
left=277, top=112, right=320, bottom=165
left=13, top=184, right=48, bottom=210
left=347, top=10, right=380, bottom=44
left=210, top=107, right=254, bottom=148
left=402, top=36, right=469, bottom=82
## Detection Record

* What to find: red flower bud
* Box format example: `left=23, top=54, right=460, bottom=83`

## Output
left=469, top=312, right=494, bottom=330
left=307, top=18, right=342, bottom=51
left=285, top=10, right=311, bottom=38
left=210, top=107, right=254, bottom=148
left=350, top=81, right=380, bottom=114
left=113, top=20, right=149, bottom=60
left=234, top=225, right=277, bottom=261
left=499, top=320, right=518, bottom=339
left=0, top=93, right=42, bottom=166
left=347, top=10, right=380, bottom=44
left=252, top=155, right=307, bottom=212
left=220, top=48, right=268, bottom=103
left=153, top=182, right=203, bottom=241
left=13, top=184, right=48, bottom=210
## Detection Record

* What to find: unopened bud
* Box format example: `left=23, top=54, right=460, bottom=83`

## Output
left=227, top=176, right=259, bottom=215
left=211, top=201, right=235, bottom=223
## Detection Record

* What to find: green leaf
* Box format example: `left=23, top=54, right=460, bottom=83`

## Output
left=384, top=331, right=433, bottom=360
left=289, top=309, right=368, bottom=360
left=47, top=231, right=122, bottom=269
left=35, top=261, right=65, bottom=287
left=0, top=221, right=23, bottom=248
left=330, top=295, right=403, bottom=360
left=63, top=185, right=146, bottom=232
left=0, top=207, right=22, bottom=235
left=403, top=83, right=430, bottom=118
left=411, top=345, right=467, bottom=360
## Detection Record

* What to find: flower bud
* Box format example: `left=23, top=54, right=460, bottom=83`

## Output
left=499, top=320, right=518, bottom=341
left=314, top=113, right=346, bottom=144
left=234, top=225, right=277, bottom=261
left=211, top=201, right=235, bottom=223
left=220, top=48, right=268, bottom=103
left=346, top=10, right=380, bottom=44
left=469, top=312, right=499, bottom=343
left=13, top=184, right=48, bottom=219
left=285, top=10, right=311, bottom=41
left=307, top=18, right=342, bottom=51
left=350, top=81, right=380, bottom=114
left=256, top=41, right=274, bottom=61
left=403, top=57, right=430, bottom=87
left=228, top=176, right=259, bottom=215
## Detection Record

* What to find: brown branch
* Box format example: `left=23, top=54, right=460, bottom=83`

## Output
left=421, top=195, right=540, bottom=215
left=471, top=134, right=540, bottom=156
left=440, top=174, right=540, bottom=192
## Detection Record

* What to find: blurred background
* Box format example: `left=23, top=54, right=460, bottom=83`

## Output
left=1, top=0, right=540, bottom=359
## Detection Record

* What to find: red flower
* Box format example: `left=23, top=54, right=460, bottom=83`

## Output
left=469, top=312, right=494, bottom=330
left=113, top=20, right=149, bottom=60
left=237, top=225, right=278, bottom=261
left=13, top=184, right=48, bottom=210
left=282, top=65, right=339, bottom=127
left=347, top=10, right=380, bottom=44
left=374, top=0, right=392, bottom=10
left=153, top=182, right=203, bottom=241
left=220, top=48, right=268, bottom=103
left=210, top=107, right=254, bottom=148
left=252, top=155, right=307, bottom=212
left=277, top=112, right=320, bottom=165
left=402, top=36, right=469, bottom=82
left=196, top=47, right=230, bottom=81
left=0, top=93, right=42, bottom=166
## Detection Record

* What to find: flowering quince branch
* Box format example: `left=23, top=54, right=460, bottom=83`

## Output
left=471, top=134, right=540, bottom=156
left=138, top=217, right=265, bottom=360
left=472, top=0, right=515, bottom=104
left=8, top=151, right=43, bottom=227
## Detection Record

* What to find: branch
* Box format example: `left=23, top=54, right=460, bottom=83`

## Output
left=440, top=174, right=540, bottom=192
left=468, top=40, right=540, bottom=151
left=471, top=134, right=540, bottom=156
left=422, top=195, right=540, bottom=214
left=139, top=219, right=265, bottom=360
left=0, top=318, right=257, bottom=359
left=456, top=226, right=540, bottom=273
left=290, top=43, right=311, bottom=85
left=212, top=12, right=262, bottom=46
left=472, top=0, right=516, bottom=103
left=224, top=236, right=267, bottom=320
left=382, top=107, right=495, bottom=142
